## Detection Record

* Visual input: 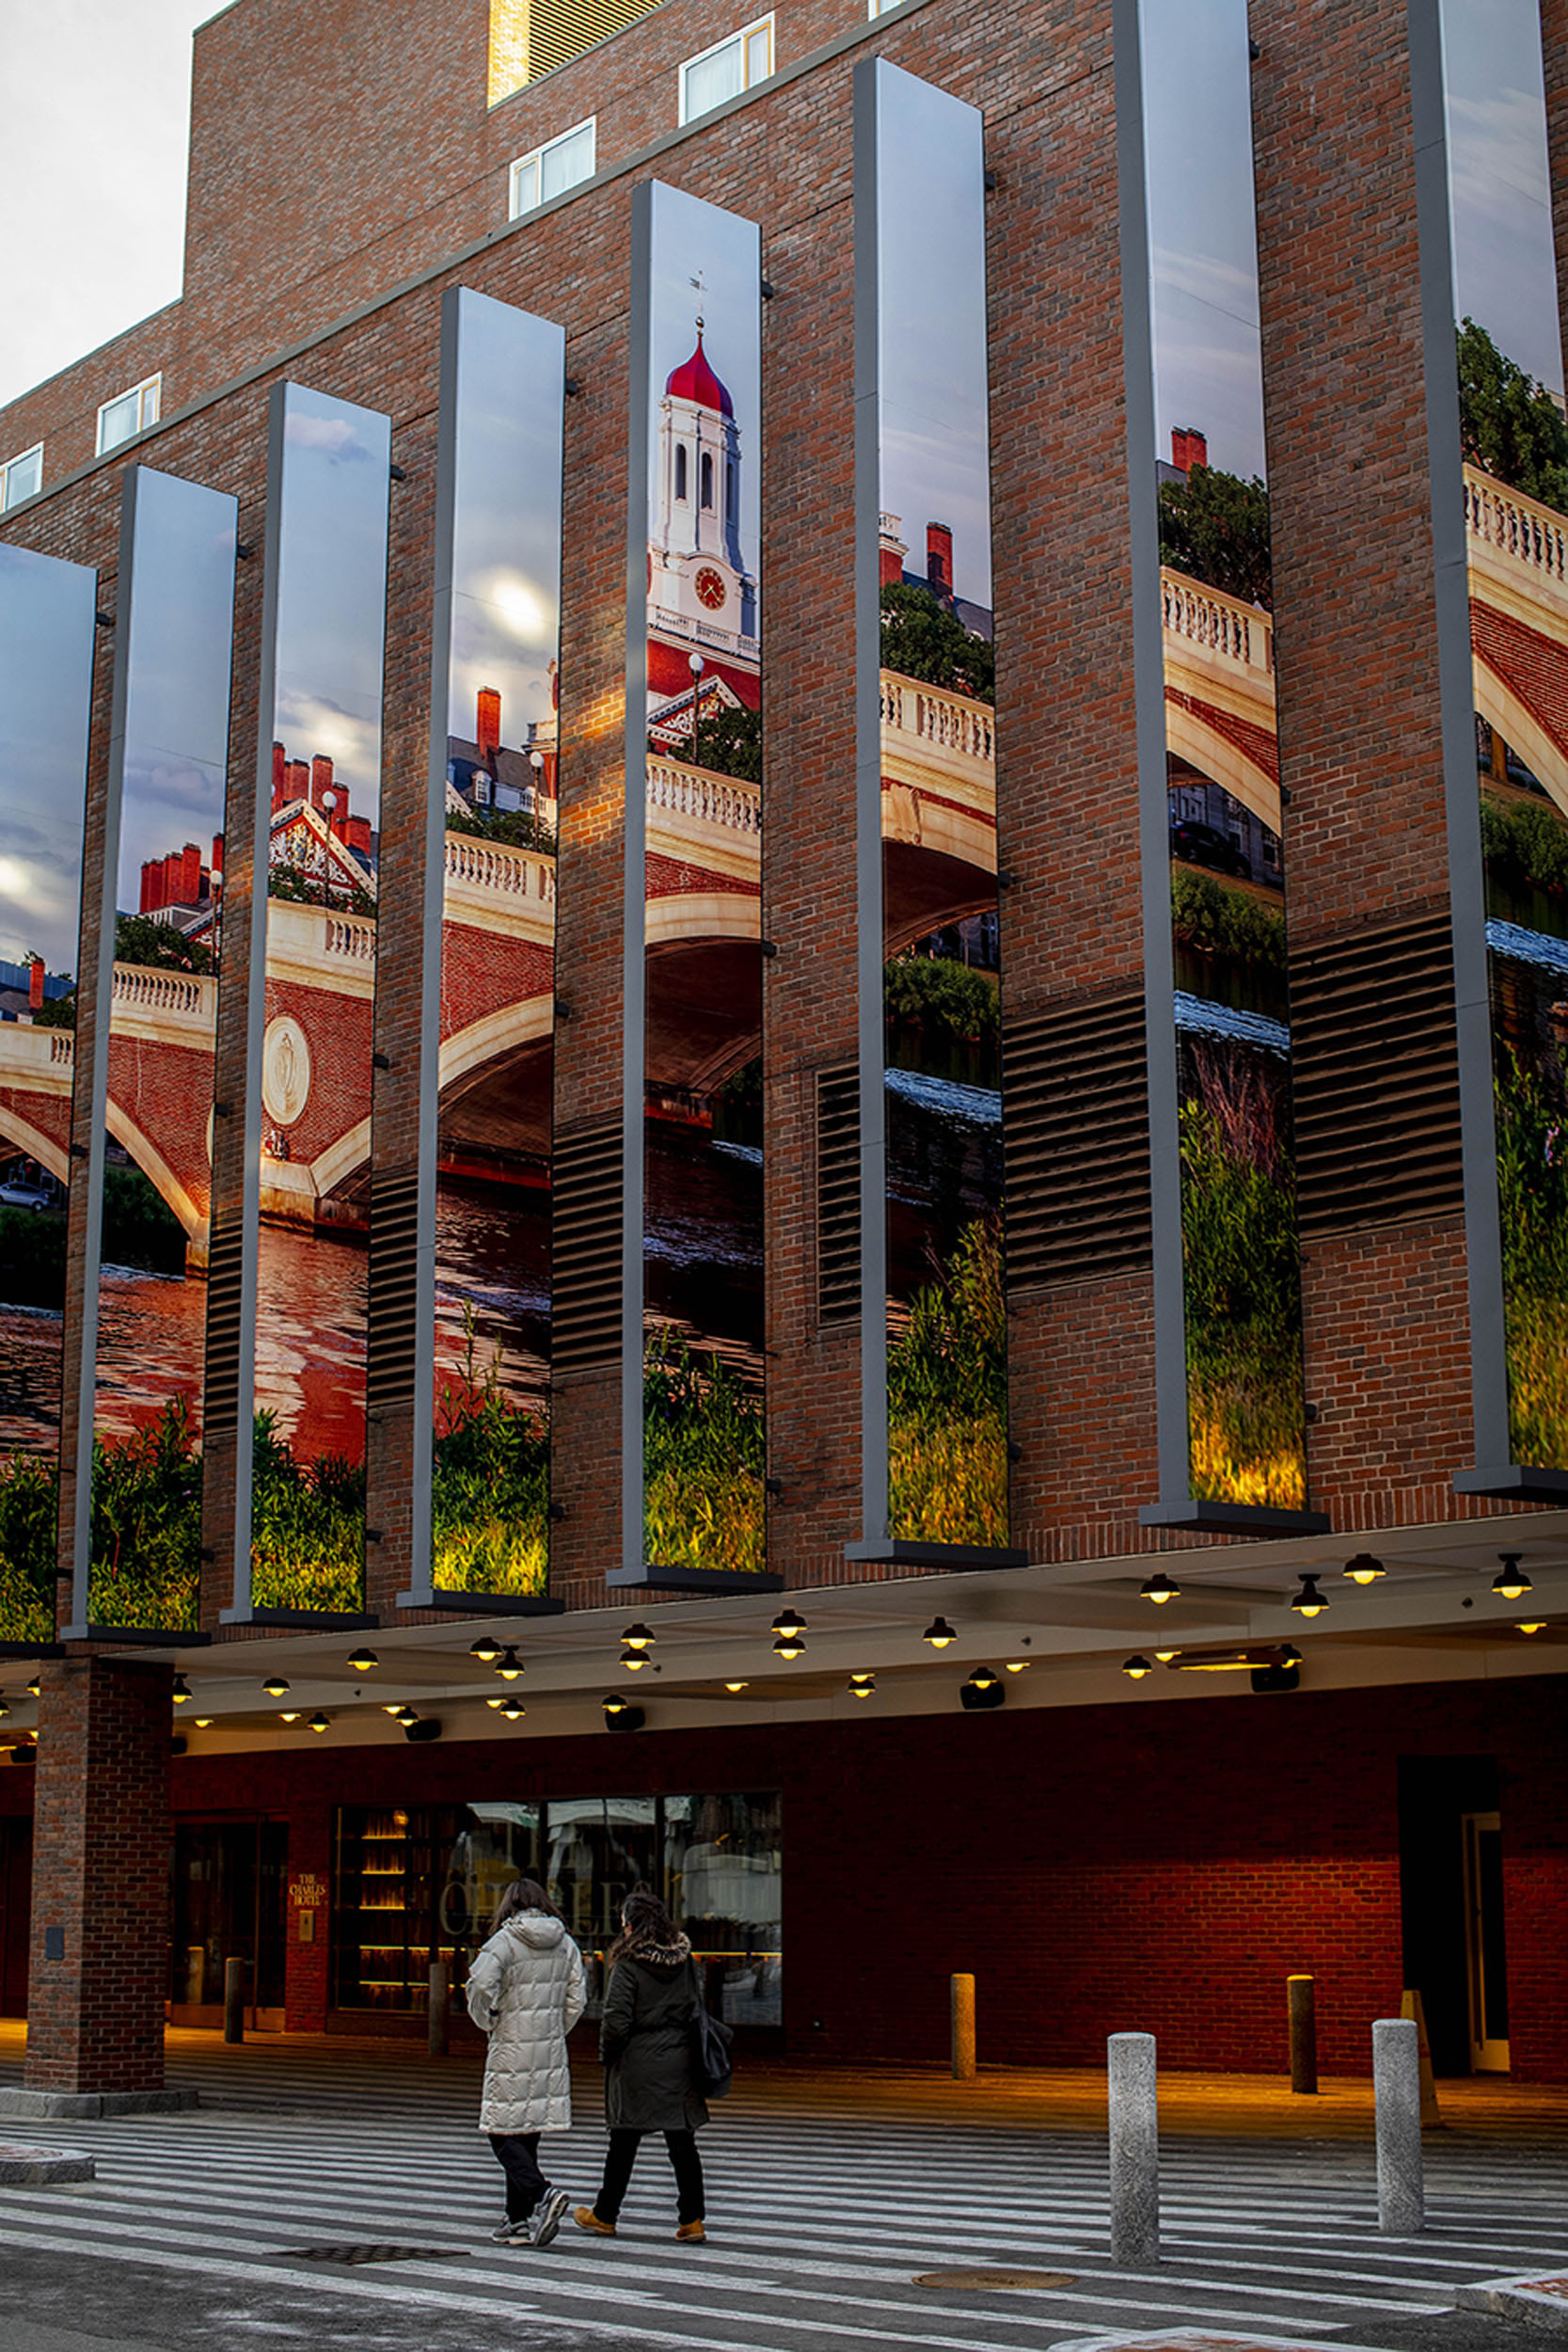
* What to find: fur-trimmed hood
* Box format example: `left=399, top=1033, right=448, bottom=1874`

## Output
left=612, top=1926, right=692, bottom=1975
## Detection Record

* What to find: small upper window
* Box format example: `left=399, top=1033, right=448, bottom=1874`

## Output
left=679, top=13, right=773, bottom=123
left=509, top=117, right=597, bottom=217
left=0, top=445, right=43, bottom=513
left=97, top=374, right=162, bottom=457
left=867, top=0, right=910, bottom=15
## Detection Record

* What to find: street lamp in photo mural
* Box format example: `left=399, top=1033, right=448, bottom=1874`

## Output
left=1420, top=0, right=1568, bottom=1486
left=853, top=60, right=1012, bottom=1561
left=0, top=547, right=95, bottom=1645
left=1130, top=0, right=1311, bottom=1526
left=623, top=182, right=770, bottom=1588
left=231, top=382, right=391, bottom=1619
left=71, top=465, right=237, bottom=1635
left=409, top=285, right=566, bottom=1605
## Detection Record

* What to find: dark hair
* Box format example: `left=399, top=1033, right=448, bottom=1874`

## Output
left=493, top=1876, right=561, bottom=1929
left=609, top=1886, right=678, bottom=1962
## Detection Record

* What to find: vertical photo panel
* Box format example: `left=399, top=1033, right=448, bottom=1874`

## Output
left=639, top=183, right=767, bottom=1581
left=1139, top=0, right=1307, bottom=1511
left=428, top=287, right=564, bottom=1598
left=243, top=382, right=390, bottom=1616
left=86, top=467, right=237, bottom=1631
left=0, top=547, right=95, bottom=1644
left=1437, top=0, right=1568, bottom=1470
left=861, top=61, right=1009, bottom=1553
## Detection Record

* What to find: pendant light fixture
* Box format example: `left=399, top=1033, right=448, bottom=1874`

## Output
left=1122, top=1655, right=1153, bottom=1679
left=772, top=1628, right=805, bottom=1660
left=620, top=1645, right=650, bottom=1671
left=468, top=1633, right=502, bottom=1664
left=262, top=1676, right=291, bottom=1698
left=770, top=1607, right=807, bottom=1639
left=1139, top=1572, right=1180, bottom=1604
left=1290, top=1573, right=1328, bottom=1617
left=1493, top=1554, right=1532, bottom=1600
left=499, top=1695, right=526, bottom=1722
left=965, top=1665, right=1001, bottom=1694
left=848, top=1672, right=876, bottom=1698
left=922, top=1615, right=957, bottom=1648
left=309, top=1711, right=330, bottom=1734
left=1342, top=1552, right=1386, bottom=1584
left=494, top=1645, right=525, bottom=1680
left=621, top=1622, right=656, bottom=1652
left=346, top=1645, right=380, bottom=1671
left=172, top=1674, right=192, bottom=1704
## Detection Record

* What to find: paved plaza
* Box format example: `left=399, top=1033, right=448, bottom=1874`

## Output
left=0, top=2028, right=1565, bottom=2352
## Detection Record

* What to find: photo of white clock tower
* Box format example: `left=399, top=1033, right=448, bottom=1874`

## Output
left=648, top=296, right=760, bottom=667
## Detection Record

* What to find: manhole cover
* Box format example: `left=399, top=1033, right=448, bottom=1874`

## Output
left=913, top=2268, right=1076, bottom=2292
left=285, top=2246, right=469, bottom=2266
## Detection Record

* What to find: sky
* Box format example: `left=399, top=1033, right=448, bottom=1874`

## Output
left=0, top=546, right=96, bottom=975
left=646, top=183, right=763, bottom=591
left=1441, top=0, right=1564, bottom=395
left=1, top=0, right=214, bottom=413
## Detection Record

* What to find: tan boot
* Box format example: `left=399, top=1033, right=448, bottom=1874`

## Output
left=574, top=2207, right=616, bottom=2236
left=675, top=2219, right=706, bottom=2243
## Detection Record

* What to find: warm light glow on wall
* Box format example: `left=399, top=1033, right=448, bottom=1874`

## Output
left=489, top=0, right=531, bottom=103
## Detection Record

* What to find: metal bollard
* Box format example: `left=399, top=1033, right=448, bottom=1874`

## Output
left=1288, top=1974, right=1318, bottom=2094
left=223, top=1956, right=245, bottom=2045
left=428, top=1961, right=451, bottom=2058
left=1372, top=2017, right=1424, bottom=2233
left=1107, top=2031, right=1159, bottom=2266
left=950, top=1974, right=976, bottom=2080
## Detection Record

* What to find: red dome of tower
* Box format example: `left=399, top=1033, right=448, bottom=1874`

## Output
left=665, top=331, right=733, bottom=417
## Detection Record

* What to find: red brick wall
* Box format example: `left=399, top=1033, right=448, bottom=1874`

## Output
left=24, top=1658, right=173, bottom=2093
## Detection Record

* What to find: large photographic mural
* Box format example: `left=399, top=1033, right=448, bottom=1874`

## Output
left=633, top=183, right=768, bottom=1581
left=425, top=288, right=564, bottom=1598
left=858, top=61, right=1008, bottom=1552
left=1436, top=0, right=1568, bottom=1470
left=239, top=383, right=390, bottom=1616
left=0, top=547, right=95, bottom=1645
left=83, top=468, right=237, bottom=1631
left=1138, top=0, right=1307, bottom=1511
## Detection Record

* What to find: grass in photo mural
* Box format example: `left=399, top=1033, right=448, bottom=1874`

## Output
left=250, top=1413, right=364, bottom=1614
left=643, top=1327, right=765, bottom=1573
left=1180, top=1042, right=1306, bottom=1508
left=87, top=1394, right=201, bottom=1629
left=1494, top=1004, right=1568, bottom=1467
left=888, top=1215, right=1007, bottom=1546
left=0, top=1454, right=56, bottom=1645
left=433, top=1308, right=548, bottom=1595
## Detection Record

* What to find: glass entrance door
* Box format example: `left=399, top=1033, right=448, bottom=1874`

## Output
left=1462, top=1810, right=1510, bottom=2073
left=170, top=1820, right=288, bottom=2029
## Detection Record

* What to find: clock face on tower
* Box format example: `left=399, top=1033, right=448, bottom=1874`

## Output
left=694, top=565, right=727, bottom=612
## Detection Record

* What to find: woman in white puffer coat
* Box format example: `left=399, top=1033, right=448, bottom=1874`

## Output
left=466, top=1878, right=587, bottom=2248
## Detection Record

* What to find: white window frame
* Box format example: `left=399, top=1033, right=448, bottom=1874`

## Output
left=508, top=116, right=597, bottom=219
left=678, top=13, right=773, bottom=124
left=0, top=444, right=43, bottom=513
left=96, top=373, right=162, bottom=458
left=867, top=0, right=910, bottom=16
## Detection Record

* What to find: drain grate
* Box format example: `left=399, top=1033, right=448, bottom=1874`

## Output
left=913, top=2267, right=1076, bottom=2291
left=285, top=2245, right=469, bottom=2266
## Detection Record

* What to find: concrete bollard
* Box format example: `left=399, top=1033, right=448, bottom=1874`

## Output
left=428, top=1961, right=451, bottom=2058
left=1373, top=2016, right=1424, bottom=2233
left=950, top=1974, right=976, bottom=2080
left=1108, top=2031, right=1159, bottom=2266
left=1289, top=1974, right=1318, bottom=2095
left=223, top=1957, right=245, bottom=2045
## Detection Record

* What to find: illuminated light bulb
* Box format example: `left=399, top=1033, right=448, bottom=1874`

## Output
left=848, top=1673, right=876, bottom=1698
left=1516, top=1621, right=1547, bottom=1635
left=1291, top=1574, right=1329, bottom=1618
left=772, top=1632, right=805, bottom=1661
left=468, top=1634, right=502, bottom=1664
left=621, top=1623, right=656, bottom=1652
left=381, top=1703, right=406, bottom=1716
left=172, top=1675, right=192, bottom=1704
left=26, top=1677, right=41, bottom=1696
left=1493, top=1555, right=1532, bottom=1600
left=279, top=1710, right=301, bottom=1724
left=193, top=1717, right=214, bottom=1728
left=1342, top=1552, right=1386, bottom=1584
left=262, top=1677, right=290, bottom=1698
left=346, top=1645, right=379, bottom=1671
left=485, top=1696, right=506, bottom=1709
left=723, top=1680, right=749, bottom=1692
left=602, top=1693, right=632, bottom=1721
left=0, top=1698, right=8, bottom=1720
left=1122, top=1656, right=1154, bottom=1679
left=1004, top=1661, right=1028, bottom=1674
left=1139, top=1572, right=1180, bottom=1604
left=499, top=1696, right=526, bottom=1722
left=620, top=1645, right=648, bottom=1671
left=966, top=1665, right=1001, bottom=1694
left=494, top=1646, right=524, bottom=1680
left=395, top=1707, right=420, bottom=1727
left=1154, top=1649, right=1180, bottom=1663
left=770, top=1608, right=807, bottom=1639
left=922, top=1615, right=957, bottom=1648
left=309, top=1711, right=330, bottom=1734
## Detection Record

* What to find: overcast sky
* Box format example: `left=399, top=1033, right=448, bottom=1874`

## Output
left=1, top=0, right=211, bottom=413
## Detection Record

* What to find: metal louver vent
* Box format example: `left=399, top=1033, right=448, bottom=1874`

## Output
left=553, top=1122, right=623, bottom=1373
left=816, top=1064, right=860, bottom=1326
left=1002, top=992, right=1151, bottom=1290
left=1289, top=912, right=1464, bottom=1235
left=201, top=1210, right=244, bottom=1438
left=524, top=0, right=663, bottom=80
left=367, top=1164, right=420, bottom=1411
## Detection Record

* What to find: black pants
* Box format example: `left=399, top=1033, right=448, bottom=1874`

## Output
left=595, top=2128, right=705, bottom=2226
left=488, top=2130, right=547, bottom=2222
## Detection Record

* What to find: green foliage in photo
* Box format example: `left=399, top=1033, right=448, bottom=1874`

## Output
left=267, top=861, right=377, bottom=921
left=447, top=803, right=559, bottom=855
left=879, top=583, right=995, bottom=703
left=1179, top=1049, right=1306, bottom=1509
left=1496, top=1044, right=1568, bottom=1466
left=687, top=698, right=762, bottom=786
left=1457, top=318, right=1568, bottom=511
left=113, top=913, right=214, bottom=976
left=1171, top=867, right=1287, bottom=979
left=432, top=1307, right=548, bottom=1594
left=0, top=1452, right=57, bottom=1645
left=1158, top=463, right=1273, bottom=609
left=250, top=1411, right=365, bottom=1613
left=1481, top=790, right=1568, bottom=933
left=883, top=955, right=1001, bottom=1057
left=87, top=1394, right=201, bottom=1629
left=888, top=1216, right=1008, bottom=1546
left=643, top=1327, right=766, bottom=1572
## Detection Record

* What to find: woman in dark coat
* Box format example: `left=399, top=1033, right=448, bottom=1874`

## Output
left=573, top=1889, right=709, bottom=2242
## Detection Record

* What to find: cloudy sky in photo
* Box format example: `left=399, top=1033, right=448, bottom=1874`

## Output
left=1, top=0, right=212, bottom=412
left=0, top=548, right=96, bottom=976
left=1441, top=0, right=1564, bottom=395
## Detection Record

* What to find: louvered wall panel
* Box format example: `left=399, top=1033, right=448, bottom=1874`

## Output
left=552, top=1122, right=623, bottom=1372
left=367, top=1163, right=420, bottom=1412
left=1002, top=991, right=1152, bottom=1290
left=1289, top=912, right=1465, bottom=1235
left=201, top=1210, right=244, bottom=1438
left=526, top=0, right=664, bottom=79
left=816, top=1064, right=860, bottom=1326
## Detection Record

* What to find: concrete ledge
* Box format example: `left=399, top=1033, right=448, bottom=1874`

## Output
left=0, top=2088, right=198, bottom=2120
left=0, top=2141, right=96, bottom=2184
left=1457, top=2274, right=1568, bottom=2332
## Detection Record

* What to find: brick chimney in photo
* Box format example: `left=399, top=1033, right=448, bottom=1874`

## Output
left=286, top=757, right=309, bottom=806
left=879, top=513, right=907, bottom=589
left=926, top=521, right=954, bottom=603
left=477, top=687, right=502, bottom=764
left=272, top=741, right=288, bottom=812
left=1171, top=425, right=1208, bottom=474
left=28, top=958, right=44, bottom=1013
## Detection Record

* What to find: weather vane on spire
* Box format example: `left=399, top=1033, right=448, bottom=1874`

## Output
left=689, top=270, right=706, bottom=333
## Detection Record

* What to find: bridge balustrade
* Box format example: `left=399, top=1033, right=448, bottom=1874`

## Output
left=1160, top=569, right=1274, bottom=674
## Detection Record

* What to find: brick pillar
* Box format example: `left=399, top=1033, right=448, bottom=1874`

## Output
left=24, top=1658, right=172, bottom=2094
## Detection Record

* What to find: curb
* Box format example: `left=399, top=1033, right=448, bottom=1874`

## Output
left=0, top=2143, right=96, bottom=2185
left=1457, top=2276, right=1568, bottom=2333
left=0, top=2089, right=199, bottom=2120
